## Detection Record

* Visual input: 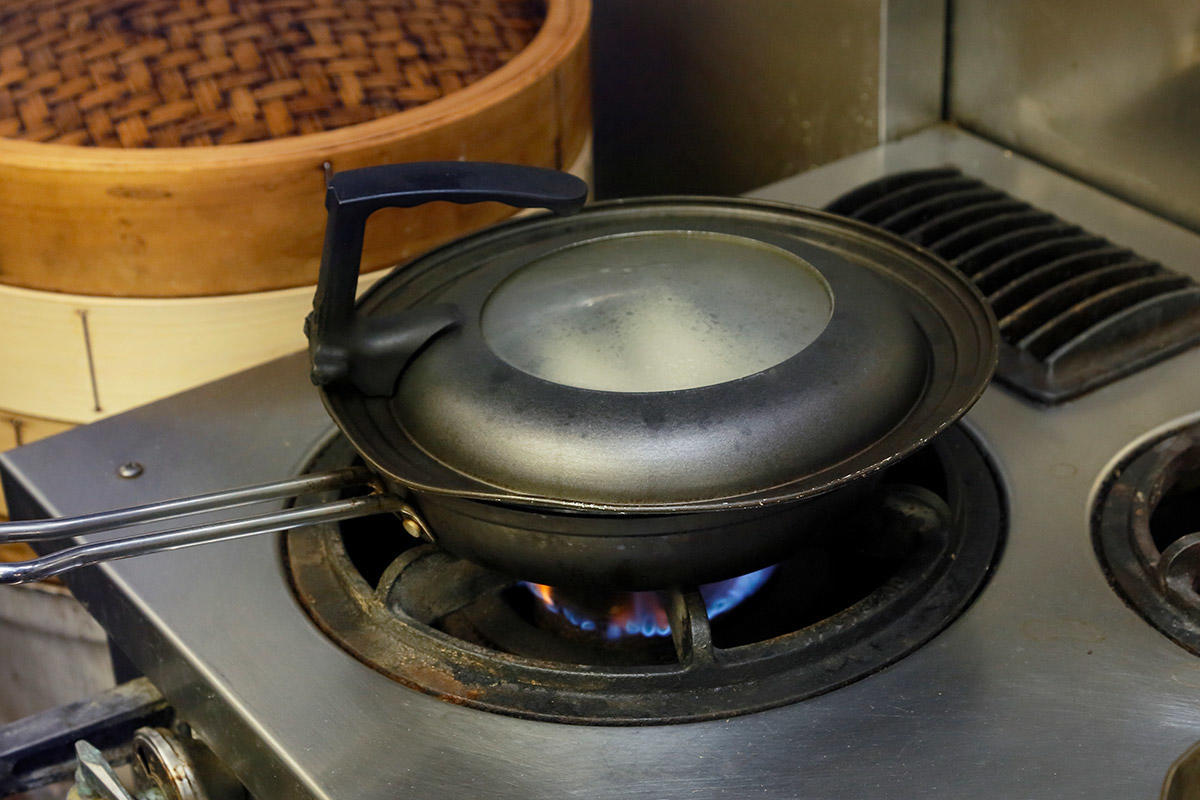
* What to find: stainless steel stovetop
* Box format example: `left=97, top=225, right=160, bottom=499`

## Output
left=8, top=125, right=1200, bottom=799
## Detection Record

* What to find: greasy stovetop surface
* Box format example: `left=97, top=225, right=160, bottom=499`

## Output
left=7, top=126, right=1200, bottom=799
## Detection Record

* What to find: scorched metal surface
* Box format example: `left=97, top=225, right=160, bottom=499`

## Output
left=6, top=126, right=1200, bottom=798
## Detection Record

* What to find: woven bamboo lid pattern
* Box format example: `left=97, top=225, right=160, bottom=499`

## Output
left=0, top=0, right=547, bottom=147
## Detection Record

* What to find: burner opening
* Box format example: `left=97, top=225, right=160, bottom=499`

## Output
left=1149, top=454, right=1200, bottom=554
left=338, top=504, right=419, bottom=588
left=522, top=583, right=672, bottom=639
left=330, top=438, right=951, bottom=659
left=332, top=471, right=427, bottom=589
left=1094, top=425, right=1200, bottom=655
left=708, top=533, right=920, bottom=649
left=287, top=425, right=1003, bottom=723
left=495, top=585, right=681, bottom=665
left=521, top=565, right=778, bottom=641
left=877, top=442, right=947, bottom=498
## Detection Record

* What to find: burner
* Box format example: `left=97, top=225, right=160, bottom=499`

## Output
left=1094, top=421, right=1200, bottom=653
left=284, top=425, right=1004, bottom=724
left=522, top=565, right=778, bottom=640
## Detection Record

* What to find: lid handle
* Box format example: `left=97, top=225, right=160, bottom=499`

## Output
left=306, top=162, right=588, bottom=395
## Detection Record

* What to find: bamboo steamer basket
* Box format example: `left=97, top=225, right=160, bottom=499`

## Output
left=0, top=0, right=591, bottom=495
left=0, top=268, right=398, bottom=425
left=0, top=0, right=591, bottom=297
left=0, top=137, right=589, bottom=429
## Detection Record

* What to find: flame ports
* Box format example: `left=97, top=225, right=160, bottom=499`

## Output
left=523, top=565, right=778, bottom=640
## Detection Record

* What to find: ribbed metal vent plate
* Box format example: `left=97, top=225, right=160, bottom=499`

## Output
left=826, top=167, right=1200, bottom=403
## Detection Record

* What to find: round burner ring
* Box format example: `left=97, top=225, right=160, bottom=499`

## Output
left=284, top=427, right=1004, bottom=725
left=1093, top=421, right=1200, bottom=654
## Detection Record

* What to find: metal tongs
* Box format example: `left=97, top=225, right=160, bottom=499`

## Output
left=0, top=467, right=412, bottom=585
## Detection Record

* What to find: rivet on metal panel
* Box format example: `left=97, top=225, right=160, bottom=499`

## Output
left=117, top=462, right=145, bottom=479
left=399, top=503, right=434, bottom=542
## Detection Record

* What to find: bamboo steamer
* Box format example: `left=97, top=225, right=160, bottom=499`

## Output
left=0, top=135, right=590, bottom=428
left=0, top=0, right=591, bottom=297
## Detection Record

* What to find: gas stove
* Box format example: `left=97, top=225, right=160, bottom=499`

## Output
left=283, top=425, right=1001, bottom=725
left=7, top=125, right=1200, bottom=798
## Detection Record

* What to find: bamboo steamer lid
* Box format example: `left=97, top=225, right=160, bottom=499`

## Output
left=0, top=0, right=591, bottom=297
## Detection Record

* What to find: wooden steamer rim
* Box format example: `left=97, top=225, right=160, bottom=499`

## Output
left=0, top=0, right=591, bottom=297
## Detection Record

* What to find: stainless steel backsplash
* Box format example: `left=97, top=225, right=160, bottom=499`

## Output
left=951, top=0, right=1200, bottom=231
left=589, top=0, right=886, bottom=198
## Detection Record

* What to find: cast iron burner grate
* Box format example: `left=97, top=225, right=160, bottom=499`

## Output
left=825, top=168, right=1200, bottom=404
left=284, top=426, right=1004, bottom=724
left=1094, top=420, right=1200, bottom=654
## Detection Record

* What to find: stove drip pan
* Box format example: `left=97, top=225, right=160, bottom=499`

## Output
left=284, top=426, right=1004, bottom=724
left=1094, top=421, right=1200, bottom=654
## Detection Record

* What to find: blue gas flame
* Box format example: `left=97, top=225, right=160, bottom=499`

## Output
left=523, top=564, right=777, bottom=640
left=699, top=565, right=778, bottom=617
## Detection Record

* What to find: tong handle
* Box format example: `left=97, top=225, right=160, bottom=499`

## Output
left=0, top=468, right=408, bottom=585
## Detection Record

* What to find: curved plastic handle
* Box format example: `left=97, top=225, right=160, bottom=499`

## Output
left=307, top=162, right=589, bottom=395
